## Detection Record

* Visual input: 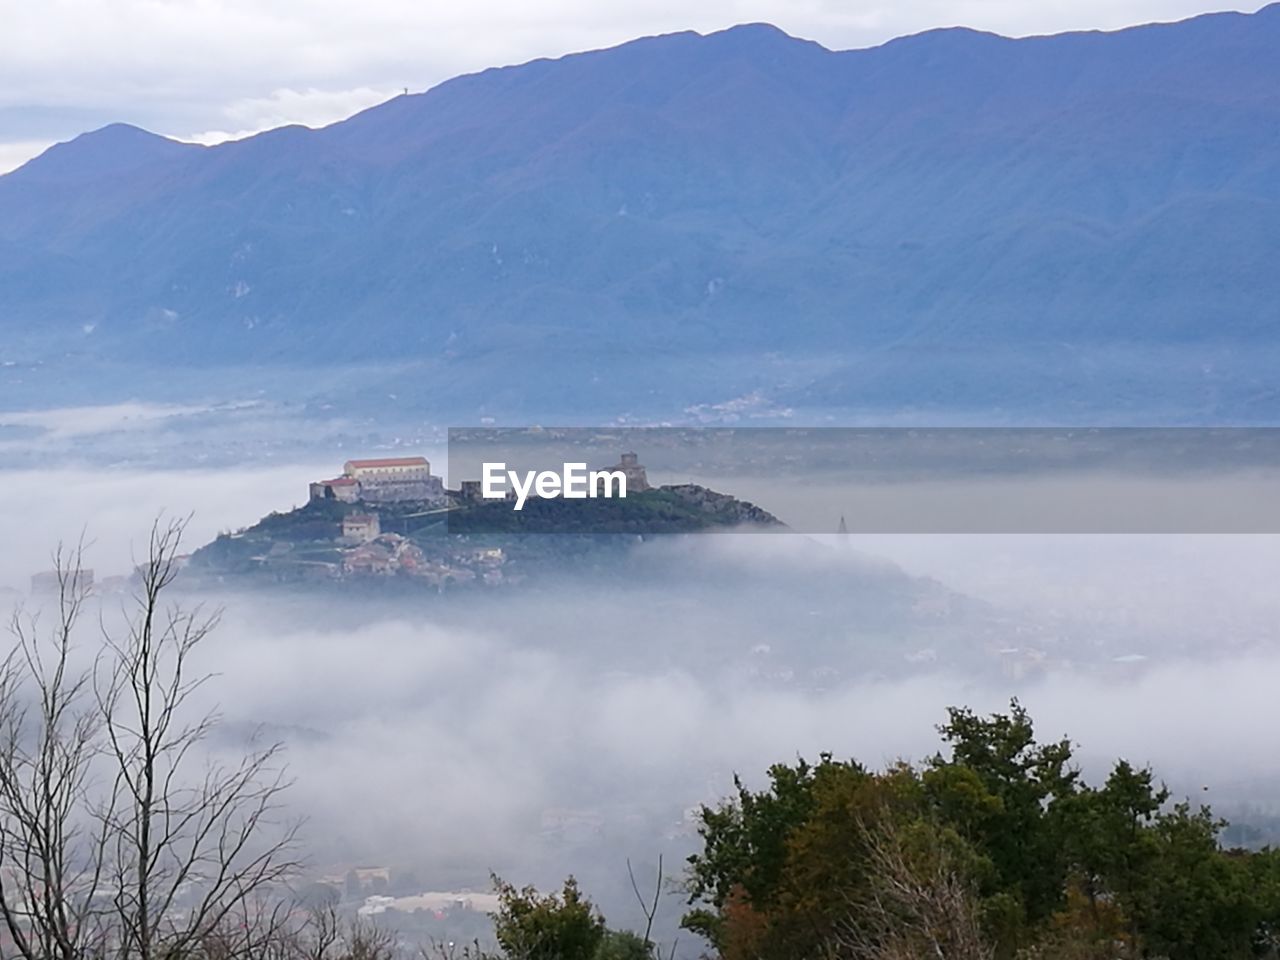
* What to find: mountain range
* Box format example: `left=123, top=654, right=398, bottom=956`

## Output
left=2, top=6, right=1279, bottom=419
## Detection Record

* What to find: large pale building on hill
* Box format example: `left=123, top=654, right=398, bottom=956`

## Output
left=310, top=455, right=445, bottom=505
left=343, top=456, right=433, bottom=482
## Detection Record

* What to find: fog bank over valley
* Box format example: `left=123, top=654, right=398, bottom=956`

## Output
left=5, top=407, right=1280, bottom=935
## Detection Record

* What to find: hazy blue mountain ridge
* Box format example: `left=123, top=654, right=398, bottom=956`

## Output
left=1, top=7, right=1278, bottom=416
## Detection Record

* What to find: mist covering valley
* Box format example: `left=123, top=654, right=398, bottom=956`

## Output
left=4, top=403, right=1280, bottom=949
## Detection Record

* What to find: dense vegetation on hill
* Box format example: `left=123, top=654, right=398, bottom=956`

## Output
left=488, top=702, right=1280, bottom=960
left=445, top=485, right=781, bottom=534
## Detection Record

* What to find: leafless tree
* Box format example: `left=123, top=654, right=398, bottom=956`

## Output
left=626, top=856, right=661, bottom=950
left=0, top=519, right=301, bottom=960
left=0, top=540, right=110, bottom=960
left=826, top=813, right=994, bottom=960
left=284, top=905, right=395, bottom=960
left=626, top=855, right=678, bottom=960
left=296, top=905, right=343, bottom=960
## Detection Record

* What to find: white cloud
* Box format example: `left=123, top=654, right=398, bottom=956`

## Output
left=183, top=85, right=398, bottom=145
left=0, top=401, right=222, bottom=439
left=0, top=139, right=54, bottom=174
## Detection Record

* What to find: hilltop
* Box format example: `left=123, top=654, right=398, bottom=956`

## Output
left=188, top=482, right=783, bottom=590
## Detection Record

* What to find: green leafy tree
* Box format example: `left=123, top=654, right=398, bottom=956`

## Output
left=491, top=875, right=607, bottom=960
left=1059, top=759, right=1167, bottom=946
left=678, top=701, right=1280, bottom=960
left=1132, top=802, right=1255, bottom=960
left=681, top=755, right=869, bottom=955
left=930, top=699, right=1078, bottom=929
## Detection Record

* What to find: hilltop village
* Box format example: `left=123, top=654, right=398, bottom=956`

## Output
left=298, top=453, right=650, bottom=581
left=249, top=453, right=572, bottom=586
left=304, top=456, right=463, bottom=582
left=191, top=453, right=780, bottom=589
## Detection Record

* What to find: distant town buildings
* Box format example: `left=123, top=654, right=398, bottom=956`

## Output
left=356, top=891, right=500, bottom=917
left=285, top=450, right=658, bottom=588
left=342, top=533, right=427, bottom=578
left=30, top=568, right=94, bottom=595
left=27, top=560, right=186, bottom=598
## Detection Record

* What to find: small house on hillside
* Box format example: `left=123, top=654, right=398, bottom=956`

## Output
left=342, top=513, right=381, bottom=542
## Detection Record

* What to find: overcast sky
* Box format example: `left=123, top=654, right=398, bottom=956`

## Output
left=0, top=0, right=1263, bottom=173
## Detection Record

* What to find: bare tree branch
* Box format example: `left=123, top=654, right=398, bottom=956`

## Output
left=0, top=519, right=302, bottom=960
left=827, top=813, right=994, bottom=960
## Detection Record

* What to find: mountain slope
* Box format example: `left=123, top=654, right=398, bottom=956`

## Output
left=2, top=7, right=1279, bottom=416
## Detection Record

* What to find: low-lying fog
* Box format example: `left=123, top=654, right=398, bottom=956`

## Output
left=4, top=404, right=1280, bottom=947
